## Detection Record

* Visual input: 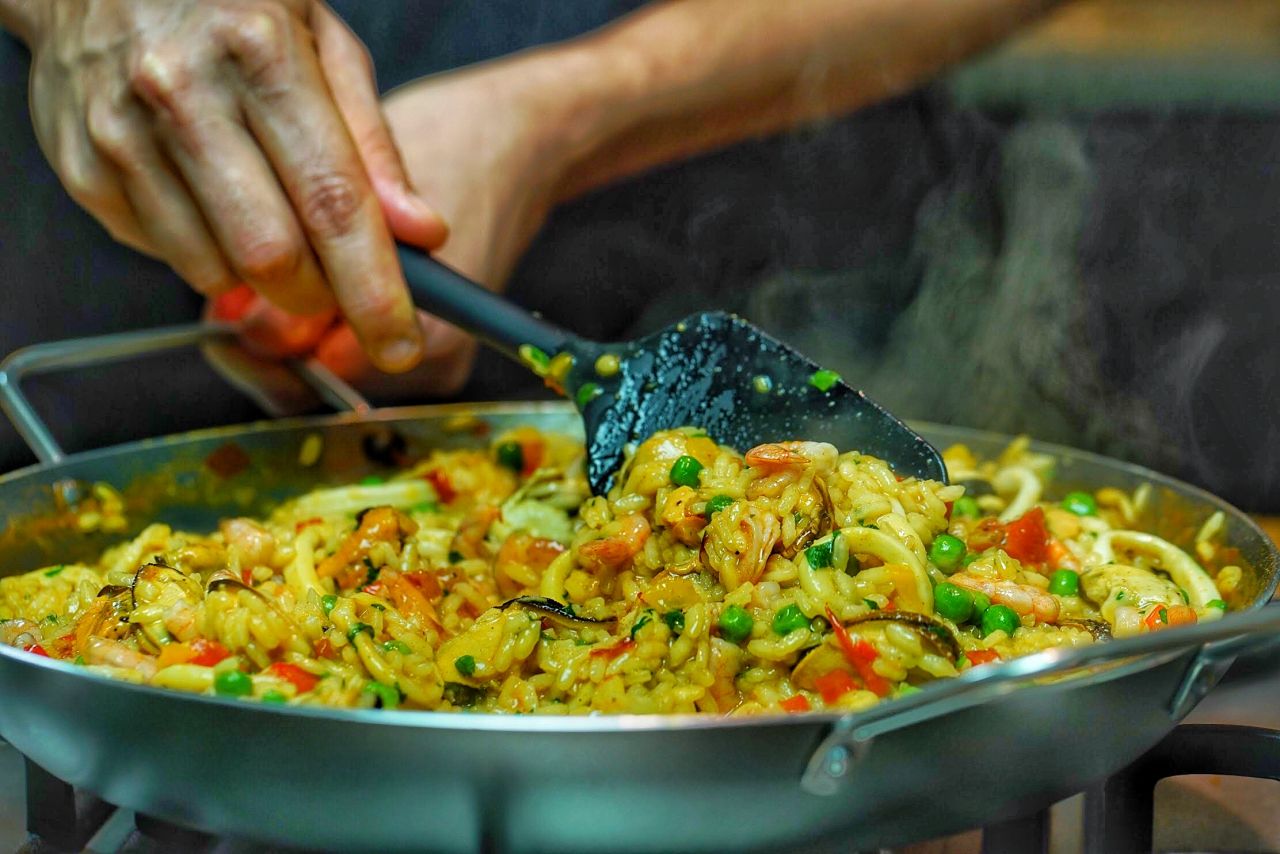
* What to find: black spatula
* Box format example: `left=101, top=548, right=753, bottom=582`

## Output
left=397, top=244, right=945, bottom=494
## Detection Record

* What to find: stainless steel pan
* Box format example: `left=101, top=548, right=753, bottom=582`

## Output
left=0, top=327, right=1277, bottom=853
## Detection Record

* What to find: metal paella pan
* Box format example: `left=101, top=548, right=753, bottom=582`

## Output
left=0, top=338, right=1277, bottom=852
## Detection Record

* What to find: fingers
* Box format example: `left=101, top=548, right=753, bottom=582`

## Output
left=216, top=4, right=423, bottom=372
left=86, top=95, right=238, bottom=297
left=128, top=43, right=334, bottom=315
left=314, top=312, right=476, bottom=398
left=310, top=2, right=448, bottom=249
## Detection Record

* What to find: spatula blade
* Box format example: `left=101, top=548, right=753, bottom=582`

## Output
left=570, top=312, right=946, bottom=493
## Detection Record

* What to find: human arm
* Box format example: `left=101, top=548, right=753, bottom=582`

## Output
left=1, top=0, right=447, bottom=372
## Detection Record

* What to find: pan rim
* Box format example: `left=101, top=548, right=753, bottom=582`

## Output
left=0, top=401, right=1273, bottom=734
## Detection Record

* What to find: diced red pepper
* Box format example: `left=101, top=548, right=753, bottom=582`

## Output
left=814, top=670, right=859, bottom=704
left=780, top=694, right=812, bottom=713
left=425, top=469, right=456, bottom=503
left=944, top=501, right=954, bottom=519
left=23, top=643, right=49, bottom=657
left=519, top=438, right=545, bottom=477
left=188, top=638, right=231, bottom=667
left=965, top=649, right=1001, bottom=666
left=240, top=567, right=253, bottom=585
left=313, top=637, right=339, bottom=660
left=825, top=607, right=890, bottom=697
left=264, top=662, right=319, bottom=694
left=1003, top=507, right=1048, bottom=564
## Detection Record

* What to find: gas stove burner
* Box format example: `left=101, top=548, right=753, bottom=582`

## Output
left=7, top=724, right=1280, bottom=853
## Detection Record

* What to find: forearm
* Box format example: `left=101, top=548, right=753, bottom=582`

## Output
left=541, top=0, right=1064, bottom=199
left=0, top=0, right=39, bottom=44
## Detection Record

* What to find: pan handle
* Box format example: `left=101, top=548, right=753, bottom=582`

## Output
left=0, top=323, right=370, bottom=465
left=801, top=603, right=1280, bottom=796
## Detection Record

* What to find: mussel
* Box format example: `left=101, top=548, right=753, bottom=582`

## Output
left=498, top=596, right=614, bottom=629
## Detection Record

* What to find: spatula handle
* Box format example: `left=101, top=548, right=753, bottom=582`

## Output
left=396, top=243, right=569, bottom=362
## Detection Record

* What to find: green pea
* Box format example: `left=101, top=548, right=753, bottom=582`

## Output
left=1048, top=569, right=1080, bottom=597
left=772, top=604, right=810, bottom=636
left=214, top=670, right=253, bottom=697
left=496, top=441, right=524, bottom=472
left=261, top=690, right=288, bottom=705
left=1061, top=491, right=1098, bottom=516
left=718, top=605, right=754, bottom=643
left=809, top=369, right=841, bottom=392
left=663, top=609, right=686, bottom=634
left=981, top=604, right=1020, bottom=638
left=952, top=496, right=981, bottom=518
left=933, top=583, right=974, bottom=623
left=970, top=591, right=992, bottom=621
left=321, top=594, right=337, bottom=616
left=670, top=455, right=704, bottom=488
left=704, top=495, right=735, bottom=518
left=929, top=533, right=967, bottom=573
left=805, top=539, right=835, bottom=569
left=575, top=382, right=602, bottom=408
left=455, top=655, right=477, bottom=677
left=363, top=681, right=400, bottom=709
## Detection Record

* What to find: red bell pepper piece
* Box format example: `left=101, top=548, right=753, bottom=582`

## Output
left=965, top=649, right=1000, bottom=666
left=313, top=637, right=339, bottom=660
left=825, top=607, right=890, bottom=697
left=813, top=670, right=858, bottom=704
left=265, top=662, right=319, bottom=694
left=1003, top=507, right=1048, bottom=564
left=425, top=469, right=456, bottom=503
left=188, top=638, right=231, bottom=667
left=779, top=695, right=811, bottom=713
left=23, top=643, right=49, bottom=657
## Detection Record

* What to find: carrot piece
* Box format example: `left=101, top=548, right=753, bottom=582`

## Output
left=265, top=662, right=319, bottom=694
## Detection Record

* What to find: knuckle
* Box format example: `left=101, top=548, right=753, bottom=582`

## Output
left=227, top=6, right=294, bottom=89
left=129, top=47, right=195, bottom=110
left=231, top=236, right=301, bottom=285
left=299, top=171, right=362, bottom=239
left=84, top=99, right=138, bottom=168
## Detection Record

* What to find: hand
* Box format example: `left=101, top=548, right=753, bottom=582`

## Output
left=24, top=0, right=447, bottom=371
left=208, top=48, right=596, bottom=405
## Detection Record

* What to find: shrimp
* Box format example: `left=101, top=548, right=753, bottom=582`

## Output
left=702, top=502, right=781, bottom=591
left=744, top=441, right=838, bottom=473
left=495, top=533, right=566, bottom=596
left=0, top=619, right=42, bottom=648
left=220, top=518, right=276, bottom=568
left=83, top=637, right=158, bottom=678
left=578, top=515, right=650, bottom=572
left=318, top=506, right=417, bottom=587
left=949, top=573, right=1060, bottom=624
left=658, top=486, right=707, bottom=546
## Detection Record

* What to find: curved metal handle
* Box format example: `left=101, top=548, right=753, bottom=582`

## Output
left=0, top=323, right=370, bottom=464
left=801, top=603, right=1280, bottom=796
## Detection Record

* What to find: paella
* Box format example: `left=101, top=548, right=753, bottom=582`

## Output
left=0, top=427, right=1241, bottom=714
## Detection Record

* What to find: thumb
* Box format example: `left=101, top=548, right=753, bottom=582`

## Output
left=311, top=1, right=449, bottom=249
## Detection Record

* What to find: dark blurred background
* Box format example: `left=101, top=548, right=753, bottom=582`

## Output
left=2, top=0, right=1278, bottom=508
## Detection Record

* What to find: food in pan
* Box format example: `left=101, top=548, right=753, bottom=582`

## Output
left=0, top=428, right=1241, bottom=714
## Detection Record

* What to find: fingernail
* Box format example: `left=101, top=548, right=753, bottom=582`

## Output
left=378, top=337, right=423, bottom=371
